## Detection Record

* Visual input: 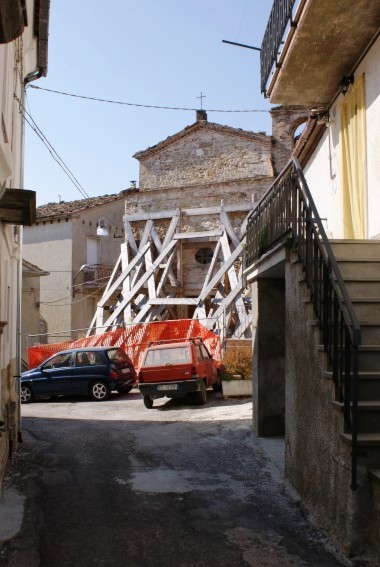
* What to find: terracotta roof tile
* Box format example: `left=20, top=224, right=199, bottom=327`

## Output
left=36, top=190, right=131, bottom=221
left=133, top=120, right=271, bottom=160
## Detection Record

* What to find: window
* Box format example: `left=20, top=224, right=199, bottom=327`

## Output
left=195, top=345, right=203, bottom=362
left=195, top=248, right=213, bottom=265
left=76, top=352, right=91, bottom=366
left=43, top=353, right=72, bottom=369
left=144, top=347, right=191, bottom=366
left=200, top=344, right=210, bottom=359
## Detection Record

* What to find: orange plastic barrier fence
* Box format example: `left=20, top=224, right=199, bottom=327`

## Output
left=27, top=319, right=221, bottom=371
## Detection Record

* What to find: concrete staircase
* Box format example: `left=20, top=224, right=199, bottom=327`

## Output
left=329, top=240, right=380, bottom=538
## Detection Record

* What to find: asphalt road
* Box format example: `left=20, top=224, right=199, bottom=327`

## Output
left=1, top=390, right=348, bottom=566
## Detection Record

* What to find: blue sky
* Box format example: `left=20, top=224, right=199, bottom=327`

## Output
left=24, top=0, right=273, bottom=205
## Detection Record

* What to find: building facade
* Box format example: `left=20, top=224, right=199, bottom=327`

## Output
left=23, top=191, right=130, bottom=343
left=245, top=0, right=380, bottom=560
left=0, top=0, right=49, bottom=482
left=91, top=109, right=306, bottom=335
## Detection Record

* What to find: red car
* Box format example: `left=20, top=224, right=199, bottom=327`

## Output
left=138, top=338, right=221, bottom=408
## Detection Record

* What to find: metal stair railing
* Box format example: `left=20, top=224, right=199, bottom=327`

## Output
left=245, top=157, right=361, bottom=489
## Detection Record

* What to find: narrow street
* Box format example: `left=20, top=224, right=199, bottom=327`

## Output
left=1, top=391, right=347, bottom=566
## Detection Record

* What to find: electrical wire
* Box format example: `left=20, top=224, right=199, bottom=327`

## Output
left=40, top=283, right=108, bottom=307
left=39, top=273, right=116, bottom=305
left=15, top=93, right=90, bottom=199
left=28, top=85, right=270, bottom=113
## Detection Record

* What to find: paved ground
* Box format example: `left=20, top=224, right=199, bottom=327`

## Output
left=0, top=390, right=353, bottom=566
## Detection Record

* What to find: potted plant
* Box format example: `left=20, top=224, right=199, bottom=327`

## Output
left=221, top=346, right=252, bottom=397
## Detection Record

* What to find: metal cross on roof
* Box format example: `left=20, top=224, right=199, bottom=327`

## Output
left=196, top=92, right=206, bottom=110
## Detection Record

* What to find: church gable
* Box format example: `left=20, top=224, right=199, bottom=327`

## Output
left=134, top=122, right=273, bottom=191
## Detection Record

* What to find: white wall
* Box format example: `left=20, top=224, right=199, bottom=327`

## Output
left=303, top=36, right=380, bottom=239
left=23, top=222, right=73, bottom=338
left=23, top=199, right=125, bottom=338
left=0, top=0, right=41, bottom=478
left=361, top=36, right=380, bottom=238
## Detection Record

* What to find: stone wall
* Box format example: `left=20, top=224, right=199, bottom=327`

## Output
left=0, top=358, right=19, bottom=484
left=137, top=127, right=274, bottom=192
left=285, top=257, right=371, bottom=556
left=270, top=106, right=310, bottom=174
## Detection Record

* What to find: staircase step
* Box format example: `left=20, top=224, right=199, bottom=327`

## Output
left=333, top=401, right=380, bottom=410
left=323, top=370, right=380, bottom=401
left=357, top=323, right=380, bottom=345
left=330, top=240, right=380, bottom=259
left=336, top=258, right=380, bottom=279
left=333, top=401, right=380, bottom=432
left=341, top=433, right=380, bottom=446
left=368, top=469, right=380, bottom=483
left=344, top=279, right=380, bottom=296
left=318, top=344, right=380, bottom=371
left=349, top=301, right=380, bottom=324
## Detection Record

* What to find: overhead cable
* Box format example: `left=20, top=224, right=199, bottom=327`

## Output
left=28, top=85, right=270, bottom=113
left=16, top=94, right=90, bottom=199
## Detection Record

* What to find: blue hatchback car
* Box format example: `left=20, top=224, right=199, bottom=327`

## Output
left=21, top=347, right=137, bottom=403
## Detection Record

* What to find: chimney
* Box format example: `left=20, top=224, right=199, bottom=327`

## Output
left=196, top=109, right=207, bottom=122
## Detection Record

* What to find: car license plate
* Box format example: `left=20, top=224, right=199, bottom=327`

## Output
left=157, top=384, right=178, bottom=391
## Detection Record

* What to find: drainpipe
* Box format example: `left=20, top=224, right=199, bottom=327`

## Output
left=15, top=237, right=22, bottom=443
left=24, top=0, right=50, bottom=85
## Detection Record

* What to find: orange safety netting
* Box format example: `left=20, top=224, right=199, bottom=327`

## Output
left=27, top=319, right=221, bottom=371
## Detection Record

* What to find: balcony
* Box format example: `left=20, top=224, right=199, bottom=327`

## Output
left=83, top=265, right=120, bottom=288
left=261, top=0, right=380, bottom=106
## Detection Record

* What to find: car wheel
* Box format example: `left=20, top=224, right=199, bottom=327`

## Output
left=21, top=384, right=34, bottom=404
left=143, top=395, right=153, bottom=409
left=117, top=385, right=133, bottom=394
left=195, top=380, right=207, bottom=405
left=90, top=381, right=111, bottom=401
left=212, top=371, right=222, bottom=392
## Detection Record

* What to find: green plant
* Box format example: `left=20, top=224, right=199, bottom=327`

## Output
left=258, top=225, right=269, bottom=256
left=221, top=346, right=252, bottom=380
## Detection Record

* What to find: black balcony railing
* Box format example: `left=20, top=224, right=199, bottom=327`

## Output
left=260, top=0, right=297, bottom=94
left=83, top=264, right=119, bottom=286
left=245, top=158, right=361, bottom=490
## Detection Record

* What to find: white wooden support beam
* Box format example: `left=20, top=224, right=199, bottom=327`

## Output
left=124, top=221, right=138, bottom=255
left=98, top=243, right=150, bottom=309
left=123, top=209, right=180, bottom=222
left=130, top=220, right=154, bottom=288
left=198, top=239, right=244, bottom=301
left=148, top=298, right=199, bottom=305
left=220, top=209, right=240, bottom=249
left=156, top=249, right=177, bottom=297
left=220, top=231, right=239, bottom=288
left=181, top=203, right=256, bottom=216
left=144, top=244, right=157, bottom=301
left=150, top=225, right=178, bottom=287
left=120, top=243, right=132, bottom=324
left=162, top=213, right=180, bottom=249
left=101, top=240, right=178, bottom=329
left=193, top=239, right=222, bottom=319
left=220, top=231, right=247, bottom=319
left=133, top=302, right=152, bottom=323
left=173, top=230, right=223, bottom=240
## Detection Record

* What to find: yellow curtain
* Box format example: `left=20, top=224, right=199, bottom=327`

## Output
left=339, top=74, right=367, bottom=239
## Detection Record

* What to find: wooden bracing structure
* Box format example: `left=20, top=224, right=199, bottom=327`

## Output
left=87, top=203, right=255, bottom=342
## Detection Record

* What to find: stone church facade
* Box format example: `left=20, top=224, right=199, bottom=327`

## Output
left=128, top=107, right=306, bottom=219
left=90, top=105, right=309, bottom=333
left=119, top=107, right=307, bottom=306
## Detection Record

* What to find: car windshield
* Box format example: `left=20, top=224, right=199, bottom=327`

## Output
left=107, top=348, right=132, bottom=368
left=144, top=346, right=191, bottom=367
